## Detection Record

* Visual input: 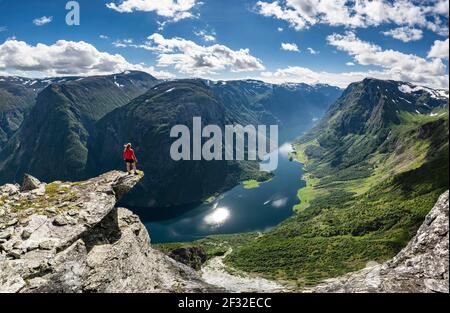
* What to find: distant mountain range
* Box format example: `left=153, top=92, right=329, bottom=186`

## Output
left=0, top=71, right=341, bottom=207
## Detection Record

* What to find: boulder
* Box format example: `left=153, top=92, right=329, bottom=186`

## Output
left=168, top=246, right=208, bottom=270
left=21, top=174, right=41, bottom=192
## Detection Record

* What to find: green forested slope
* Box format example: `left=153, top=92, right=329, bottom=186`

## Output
left=218, top=79, right=449, bottom=286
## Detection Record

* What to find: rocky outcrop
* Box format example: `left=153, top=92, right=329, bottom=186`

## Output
left=21, top=174, right=41, bottom=192
left=0, top=171, right=218, bottom=293
left=308, top=191, right=449, bottom=293
left=168, top=246, right=208, bottom=270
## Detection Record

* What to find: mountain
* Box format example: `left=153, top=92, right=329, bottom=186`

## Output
left=86, top=79, right=341, bottom=207
left=202, top=78, right=449, bottom=286
left=86, top=79, right=272, bottom=207
left=0, top=71, right=158, bottom=183
left=209, top=80, right=342, bottom=127
left=308, top=191, right=448, bottom=293
left=0, top=76, right=78, bottom=148
left=0, top=73, right=340, bottom=207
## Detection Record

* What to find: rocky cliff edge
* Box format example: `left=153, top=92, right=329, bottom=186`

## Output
left=0, top=171, right=217, bottom=293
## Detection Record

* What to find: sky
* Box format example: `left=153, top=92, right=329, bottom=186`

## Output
left=0, top=0, right=448, bottom=89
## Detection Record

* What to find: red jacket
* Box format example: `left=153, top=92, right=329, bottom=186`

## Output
left=123, top=149, right=137, bottom=161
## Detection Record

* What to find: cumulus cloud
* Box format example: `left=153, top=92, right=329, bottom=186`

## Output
left=428, top=38, right=449, bottom=59
left=382, top=26, right=423, bottom=42
left=33, top=16, right=53, bottom=26
left=138, top=33, right=264, bottom=75
left=326, top=31, right=448, bottom=88
left=255, top=0, right=449, bottom=35
left=0, top=39, right=173, bottom=78
left=259, top=31, right=448, bottom=89
left=106, top=0, right=199, bottom=22
left=281, top=42, right=299, bottom=52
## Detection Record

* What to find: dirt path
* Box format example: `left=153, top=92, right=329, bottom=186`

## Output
left=201, top=250, right=287, bottom=293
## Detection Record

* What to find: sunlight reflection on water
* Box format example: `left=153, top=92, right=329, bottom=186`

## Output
left=203, top=207, right=230, bottom=227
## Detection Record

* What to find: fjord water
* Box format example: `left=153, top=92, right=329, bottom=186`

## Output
left=134, top=125, right=308, bottom=243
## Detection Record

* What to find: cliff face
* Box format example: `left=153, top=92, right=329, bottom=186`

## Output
left=308, top=191, right=449, bottom=293
left=0, top=171, right=217, bottom=293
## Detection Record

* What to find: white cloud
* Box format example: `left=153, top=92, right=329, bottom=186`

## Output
left=259, top=65, right=449, bottom=90
left=194, top=29, right=216, bottom=42
left=307, top=47, right=318, bottom=54
left=346, top=62, right=355, bottom=66
left=138, top=33, right=264, bottom=75
left=33, top=16, right=53, bottom=26
left=277, top=27, right=284, bottom=32
left=0, top=39, right=173, bottom=79
left=326, top=31, right=448, bottom=88
left=0, top=26, right=7, bottom=32
left=99, top=35, right=109, bottom=39
left=255, top=0, right=449, bottom=35
left=106, top=0, right=199, bottom=22
left=113, top=38, right=134, bottom=47
left=428, top=38, right=449, bottom=59
left=260, top=66, right=386, bottom=88
left=281, top=42, right=300, bottom=52
left=382, top=26, right=423, bottom=42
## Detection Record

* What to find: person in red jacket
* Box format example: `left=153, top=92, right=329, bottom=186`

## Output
left=123, top=143, right=138, bottom=175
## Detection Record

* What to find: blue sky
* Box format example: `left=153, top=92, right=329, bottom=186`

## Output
left=0, top=0, right=448, bottom=88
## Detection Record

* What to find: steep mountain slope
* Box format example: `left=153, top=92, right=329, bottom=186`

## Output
left=86, top=79, right=269, bottom=207
left=214, top=79, right=449, bottom=286
left=87, top=79, right=341, bottom=207
left=0, top=76, right=77, bottom=147
left=0, top=71, right=158, bottom=183
left=308, top=191, right=448, bottom=293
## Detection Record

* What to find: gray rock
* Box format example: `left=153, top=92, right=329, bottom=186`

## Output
left=46, top=207, right=57, bottom=214
left=0, top=171, right=219, bottom=293
left=53, top=216, right=68, bottom=226
left=0, top=229, right=12, bottom=240
left=168, top=246, right=208, bottom=270
left=307, top=191, right=449, bottom=293
left=0, top=184, right=20, bottom=196
left=21, top=230, right=31, bottom=240
left=21, top=174, right=41, bottom=192
left=38, top=240, right=55, bottom=250
left=6, top=219, right=18, bottom=227
left=8, top=250, right=22, bottom=259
